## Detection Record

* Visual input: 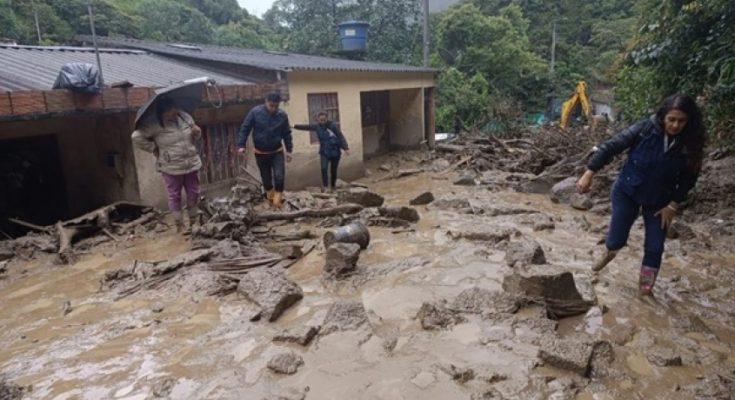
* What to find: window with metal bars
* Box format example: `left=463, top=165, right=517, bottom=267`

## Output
left=306, top=92, right=340, bottom=144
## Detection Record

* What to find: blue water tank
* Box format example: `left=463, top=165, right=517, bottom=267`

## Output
left=338, top=21, right=369, bottom=51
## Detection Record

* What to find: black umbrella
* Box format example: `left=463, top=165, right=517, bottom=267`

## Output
left=134, top=77, right=215, bottom=129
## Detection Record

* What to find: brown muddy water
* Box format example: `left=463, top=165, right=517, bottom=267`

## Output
left=1, top=156, right=734, bottom=399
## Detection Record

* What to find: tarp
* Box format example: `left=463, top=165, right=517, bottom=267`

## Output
left=52, top=63, right=101, bottom=93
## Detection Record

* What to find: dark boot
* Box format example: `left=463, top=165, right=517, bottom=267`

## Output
left=592, top=249, right=618, bottom=272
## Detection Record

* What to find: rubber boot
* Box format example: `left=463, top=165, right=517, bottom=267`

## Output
left=592, top=249, right=618, bottom=272
left=184, top=208, right=200, bottom=236
left=266, top=189, right=275, bottom=203
left=321, top=186, right=328, bottom=193
left=172, top=211, right=184, bottom=233
left=639, top=266, right=659, bottom=296
left=272, top=191, right=284, bottom=208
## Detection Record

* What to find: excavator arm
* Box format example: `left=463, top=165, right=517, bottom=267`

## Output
left=560, top=81, right=593, bottom=129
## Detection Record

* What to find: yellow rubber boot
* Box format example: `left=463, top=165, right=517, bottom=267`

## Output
left=266, top=189, right=275, bottom=202
left=272, top=192, right=284, bottom=208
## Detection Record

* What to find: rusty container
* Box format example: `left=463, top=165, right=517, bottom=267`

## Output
left=323, top=221, right=371, bottom=249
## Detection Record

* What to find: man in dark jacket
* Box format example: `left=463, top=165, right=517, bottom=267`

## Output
left=237, top=92, right=293, bottom=208
left=293, top=112, right=350, bottom=192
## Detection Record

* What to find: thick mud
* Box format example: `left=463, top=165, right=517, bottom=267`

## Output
left=1, top=154, right=734, bottom=399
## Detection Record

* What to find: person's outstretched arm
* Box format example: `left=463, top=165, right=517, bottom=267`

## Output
left=293, top=123, right=317, bottom=131
left=237, top=108, right=256, bottom=150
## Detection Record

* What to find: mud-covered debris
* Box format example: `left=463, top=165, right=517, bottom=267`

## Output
left=237, top=268, right=303, bottom=322
left=151, top=303, right=165, bottom=313
left=7, top=234, right=57, bottom=259
left=0, top=375, right=25, bottom=400
left=531, top=213, right=556, bottom=231
left=451, top=287, right=521, bottom=315
left=431, top=158, right=451, bottom=172
left=439, top=364, right=475, bottom=383
left=100, top=249, right=213, bottom=293
left=321, top=301, right=369, bottom=336
left=589, top=341, right=615, bottom=379
left=670, top=313, right=713, bottom=335
left=470, top=388, right=505, bottom=400
left=607, top=322, right=636, bottom=346
left=210, top=239, right=242, bottom=260
left=410, top=192, right=435, bottom=206
left=481, top=205, right=536, bottom=217
left=151, top=377, right=176, bottom=398
left=379, top=163, right=391, bottom=172
left=430, top=196, right=471, bottom=210
left=450, top=226, right=516, bottom=243
left=338, top=188, right=385, bottom=207
left=502, top=265, right=593, bottom=318
left=267, top=351, right=304, bottom=375
left=61, top=300, right=72, bottom=316
left=324, top=243, right=360, bottom=278
left=505, top=239, right=546, bottom=267
left=0, top=248, right=13, bottom=262
left=416, top=301, right=465, bottom=330
left=571, top=216, right=591, bottom=231
left=273, top=326, right=320, bottom=346
left=538, top=335, right=595, bottom=376
left=378, top=206, right=420, bottom=222
left=647, top=346, right=683, bottom=367
left=667, top=220, right=696, bottom=240
left=682, top=372, right=735, bottom=400
left=262, top=387, right=310, bottom=400
left=454, top=170, right=477, bottom=186
left=550, top=177, right=578, bottom=204
left=570, top=193, right=594, bottom=210
left=0, top=261, right=8, bottom=276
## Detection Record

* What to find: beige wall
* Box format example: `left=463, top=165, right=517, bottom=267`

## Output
left=1, top=113, right=141, bottom=218
left=389, top=88, right=424, bottom=149
left=282, top=70, right=435, bottom=189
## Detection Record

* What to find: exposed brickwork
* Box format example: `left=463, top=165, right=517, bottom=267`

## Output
left=102, top=88, right=128, bottom=109
left=10, top=91, right=46, bottom=114
left=0, top=92, right=12, bottom=115
left=44, top=90, right=76, bottom=113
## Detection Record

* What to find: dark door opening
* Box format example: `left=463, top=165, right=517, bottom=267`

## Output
left=0, top=135, right=67, bottom=237
left=360, top=90, right=390, bottom=159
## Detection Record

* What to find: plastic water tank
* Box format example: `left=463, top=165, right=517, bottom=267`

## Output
left=338, top=21, right=369, bottom=51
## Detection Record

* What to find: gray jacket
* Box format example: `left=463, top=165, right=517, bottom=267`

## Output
left=131, top=111, right=202, bottom=175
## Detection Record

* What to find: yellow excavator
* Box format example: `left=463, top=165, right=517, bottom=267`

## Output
left=560, top=81, right=593, bottom=129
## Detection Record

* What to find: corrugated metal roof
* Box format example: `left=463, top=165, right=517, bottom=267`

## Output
left=79, top=36, right=437, bottom=74
left=0, top=45, right=251, bottom=91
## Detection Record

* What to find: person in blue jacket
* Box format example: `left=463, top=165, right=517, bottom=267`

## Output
left=237, top=92, right=293, bottom=208
left=293, top=112, right=350, bottom=192
left=576, top=94, right=706, bottom=295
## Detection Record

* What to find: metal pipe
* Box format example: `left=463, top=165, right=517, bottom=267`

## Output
left=88, top=3, right=105, bottom=86
left=422, top=0, right=430, bottom=67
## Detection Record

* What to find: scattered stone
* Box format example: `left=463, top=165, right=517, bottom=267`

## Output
left=151, top=377, right=176, bottom=398
left=470, top=389, right=504, bottom=400
left=335, top=179, right=349, bottom=188
left=451, top=287, right=520, bottom=315
left=666, top=221, right=696, bottom=240
left=538, top=335, right=595, bottom=376
left=582, top=306, right=604, bottom=335
left=504, top=239, right=546, bottom=267
left=682, top=373, right=735, bottom=399
left=671, top=314, right=713, bottom=335
left=608, top=322, right=636, bottom=346
left=324, top=243, right=360, bottom=278
left=321, top=301, right=369, bottom=336
left=431, top=197, right=471, bottom=210
left=382, top=336, right=398, bottom=353
left=0, top=375, right=25, bottom=400
left=267, top=351, right=304, bottom=375
left=533, top=214, right=556, bottom=231
left=410, top=192, right=435, bottom=206
left=0, top=261, right=7, bottom=276
left=210, top=239, right=242, bottom=260
left=439, top=364, right=476, bottom=383
left=589, top=341, right=615, bottom=379
left=572, top=216, right=591, bottom=231
left=454, top=170, right=477, bottom=186
left=431, top=158, right=451, bottom=172
left=379, top=164, right=392, bottom=172
left=151, top=303, right=165, bottom=313
left=480, top=325, right=515, bottom=343
left=338, top=188, right=385, bottom=207
left=450, top=226, right=516, bottom=243
left=411, top=371, right=436, bottom=389
left=62, top=300, right=72, bottom=316
left=502, top=265, right=593, bottom=319
left=237, top=268, right=303, bottom=322
left=0, top=248, right=13, bottom=262
left=274, top=326, right=320, bottom=346
left=647, top=346, right=683, bottom=367
left=416, top=301, right=464, bottom=330
left=636, top=329, right=656, bottom=347
left=378, top=206, right=420, bottom=222
left=570, top=193, right=594, bottom=210
left=550, top=177, right=578, bottom=204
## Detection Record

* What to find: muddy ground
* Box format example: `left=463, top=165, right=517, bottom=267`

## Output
left=1, top=152, right=734, bottom=400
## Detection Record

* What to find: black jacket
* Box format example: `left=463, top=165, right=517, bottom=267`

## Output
left=237, top=104, right=293, bottom=153
left=587, top=116, right=699, bottom=205
left=293, top=121, right=349, bottom=159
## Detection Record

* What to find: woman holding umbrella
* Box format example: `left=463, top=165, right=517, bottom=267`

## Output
left=132, top=97, right=203, bottom=233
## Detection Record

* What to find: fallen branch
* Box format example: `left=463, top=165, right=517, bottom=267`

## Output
left=113, top=212, right=157, bottom=235
left=8, top=218, right=52, bottom=232
left=438, top=155, right=473, bottom=176
left=436, top=143, right=467, bottom=153
left=257, top=204, right=363, bottom=221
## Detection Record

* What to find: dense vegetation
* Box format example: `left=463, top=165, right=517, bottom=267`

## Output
left=0, top=0, right=732, bottom=142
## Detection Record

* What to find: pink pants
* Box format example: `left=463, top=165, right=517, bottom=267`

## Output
left=162, top=171, right=200, bottom=211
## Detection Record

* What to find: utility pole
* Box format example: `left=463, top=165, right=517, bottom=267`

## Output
left=550, top=19, right=556, bottom=74
left=422, top=0, right=430, bottom=67
left=88, top=3, right=105, bottom=86
left=34, top=11, right=41, bottom=43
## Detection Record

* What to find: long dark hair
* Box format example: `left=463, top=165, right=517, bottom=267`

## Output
left=654, top=94, right=706, bottom=172
left=156, top=97, right=177, bottom=128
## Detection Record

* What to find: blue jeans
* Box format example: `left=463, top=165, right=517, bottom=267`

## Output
left=320, top=155, right=340, bottom=188
left=255, top=152, right=285, bottom=192
left=606, top=185, right=667, bottom=269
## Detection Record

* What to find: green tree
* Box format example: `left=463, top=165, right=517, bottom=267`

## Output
left=436, top=67, right=490, bottom=132
left=50, top=0, right=142, bottom=39
left=135, top=0, right=214, bottom=43
left=0, top=0, right=29, bottom=42
left=214, top=19, right=277, bottom=49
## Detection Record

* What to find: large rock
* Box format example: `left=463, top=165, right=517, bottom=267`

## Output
left=410, top=192, right=435, bottom=206
left=538, top=335, right=595, bottom=376
left=570, top=193, right=594, bottom=210
left=378, top=206, right=420, bottom=222
left=451, top=287, right=520, bottom=315
left=502, top=265, right=593, bottom=319
left=505, top=239, right=546, bottom=267
left=324, top=243, right=360, bottom=278
left=647, top=346, right=683, bottom=367
left=454, top=170, right=477, bottom=186
left=533, top=214, right=556, bottom=231
left=666, top=220, right=696, bottom=240
left=450, top=226, right=516, bottom=244
left=416, top=301, right=465, bottom=330
left=431, top=197, right=471, bottom=210
left=431, top=158, right=451, bottom=172
left=550, top=177, right=578, bottom=204
left=273, top=326, right=320, bottom=346
left=237, top=268, right=303, bottom=322
left=321, top=301, right=369, bottom=336
left=338, top=188, right=385, bottom=207
left=267, top=351, right=304, bottom=375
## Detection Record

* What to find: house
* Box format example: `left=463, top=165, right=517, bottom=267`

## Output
left=0, top=44, right=284, bottom=235
left=77, top=37, right=438, bottom=188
